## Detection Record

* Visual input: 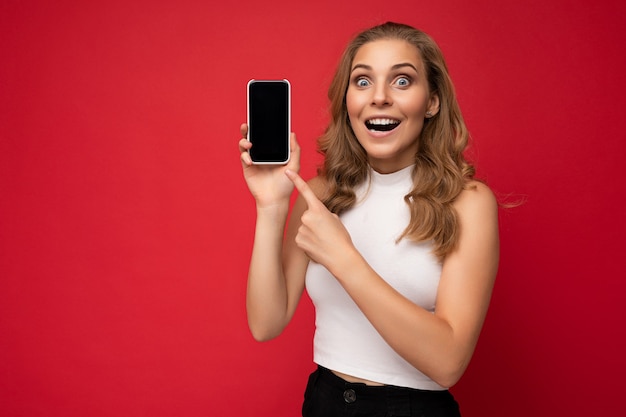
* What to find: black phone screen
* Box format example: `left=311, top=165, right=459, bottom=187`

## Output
left=247, top=80, right=290, bottom=164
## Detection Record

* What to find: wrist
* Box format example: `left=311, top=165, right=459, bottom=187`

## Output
left=329, top=246, right=366, bottom=284
left=255, top=200, right=290, bottom=218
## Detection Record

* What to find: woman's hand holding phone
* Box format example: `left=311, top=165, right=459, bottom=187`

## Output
left=239, top=123, right=301, bottom=209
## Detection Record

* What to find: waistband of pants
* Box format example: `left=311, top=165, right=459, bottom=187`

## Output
left=316, top=365, right=451, bottom=400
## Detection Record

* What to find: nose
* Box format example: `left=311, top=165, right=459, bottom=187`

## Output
left=371, top=83, right=392, bottom=106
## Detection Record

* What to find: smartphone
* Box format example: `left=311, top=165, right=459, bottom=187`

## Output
left=247, top=79, right=291, bottom=164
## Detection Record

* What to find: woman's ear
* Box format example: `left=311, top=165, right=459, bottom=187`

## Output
left=426, top=93, right=440, bottom=118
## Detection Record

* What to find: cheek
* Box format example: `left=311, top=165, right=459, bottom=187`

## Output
left=399, top=95, right=429, bottom=117
left=345, top=90, right=357, bottom=117
left=345, top=88, right=368, bottom=119
left=396, top=97, right=427, bottom=134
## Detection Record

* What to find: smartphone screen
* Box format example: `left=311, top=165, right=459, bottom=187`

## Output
left=247, top=79, right=291, bottom=164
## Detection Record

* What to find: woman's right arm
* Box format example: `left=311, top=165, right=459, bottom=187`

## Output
left=239, top=124, right=311, bottom=341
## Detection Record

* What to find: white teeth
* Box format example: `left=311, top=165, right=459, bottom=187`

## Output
left=365, top=118, right=400, bottom=132
left=367, top=118, right=399, bottom=125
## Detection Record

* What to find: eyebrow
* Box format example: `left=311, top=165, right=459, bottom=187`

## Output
left=351, top=62, right=420, bottom=73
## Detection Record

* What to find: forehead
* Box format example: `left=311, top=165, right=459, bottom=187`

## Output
left=352, top=39, right=424, bottom=71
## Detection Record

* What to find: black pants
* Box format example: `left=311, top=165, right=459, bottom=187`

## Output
left=302, top=366, right=461, bottom=417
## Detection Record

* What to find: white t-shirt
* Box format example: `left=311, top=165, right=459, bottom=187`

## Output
left=305, top=164, right=445, bottom=390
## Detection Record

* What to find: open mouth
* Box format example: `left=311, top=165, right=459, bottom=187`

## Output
left=365, top=118, right=400, bottom=132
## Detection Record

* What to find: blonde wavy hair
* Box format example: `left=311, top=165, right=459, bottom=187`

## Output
left=318, top=22, right=475, bottom=259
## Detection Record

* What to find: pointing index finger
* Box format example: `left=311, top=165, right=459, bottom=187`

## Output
left=285, top=169, right=323, bottom=209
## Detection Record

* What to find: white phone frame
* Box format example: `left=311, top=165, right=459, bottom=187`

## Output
left=246, top=79, right=291, bottom=165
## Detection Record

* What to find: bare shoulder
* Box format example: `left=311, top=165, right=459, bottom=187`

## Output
left=453, top=180, right=498, bottom=218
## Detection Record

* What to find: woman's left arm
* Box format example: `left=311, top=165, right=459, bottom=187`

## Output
left=287, top=171, right=499, bottom=388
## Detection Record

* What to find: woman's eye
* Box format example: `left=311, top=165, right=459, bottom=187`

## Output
left=395, top=77, right=411, bottom=87
left=356, top=78, right=370, bottom=87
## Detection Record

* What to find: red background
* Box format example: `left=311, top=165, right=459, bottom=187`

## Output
left=1, top=0, right=625, bottom=415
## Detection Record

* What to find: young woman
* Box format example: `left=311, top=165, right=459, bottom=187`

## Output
left=238, top=22, right=499, bottom=417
